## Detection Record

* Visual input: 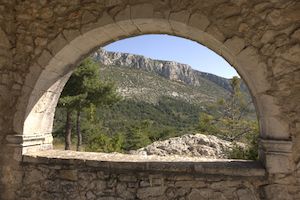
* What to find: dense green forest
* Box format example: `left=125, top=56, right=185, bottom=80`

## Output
left=53, top=96, right=209, bottom=150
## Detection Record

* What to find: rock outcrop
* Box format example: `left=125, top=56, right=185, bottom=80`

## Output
left=130, top=133, right=244, bottom=159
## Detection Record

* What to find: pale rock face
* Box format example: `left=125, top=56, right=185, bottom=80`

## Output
left=130, top=133, right=243, bottom=159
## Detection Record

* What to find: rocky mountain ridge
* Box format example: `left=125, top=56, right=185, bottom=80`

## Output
left=93, top=48, right=232, bottom=91
left=97, top=64, right=228, bottom=105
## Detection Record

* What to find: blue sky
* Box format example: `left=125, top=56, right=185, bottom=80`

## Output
left=104, top=34, right=238, bottom=78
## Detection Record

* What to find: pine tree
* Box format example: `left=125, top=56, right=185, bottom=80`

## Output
left=197, top=76, right=259, bottom=159
left=124, top=121, right=152, bottom=151
left=58, top=58, right=120, bottom=150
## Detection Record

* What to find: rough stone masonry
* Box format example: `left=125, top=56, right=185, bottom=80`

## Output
left=0, top=0, right=299, bottom=199
left=20, top=150, right=266, bottom=200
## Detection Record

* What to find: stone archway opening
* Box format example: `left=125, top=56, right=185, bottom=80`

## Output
left=50, top=33, right=260, bottom=160
left=12, top=12, right=291, bottom=174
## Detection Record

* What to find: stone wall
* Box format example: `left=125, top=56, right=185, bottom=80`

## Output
left=19, top=151, right=266, bottom=200
left=0, top=0, right=299, bottom=199
left=0, top=1, right=22, bottom=198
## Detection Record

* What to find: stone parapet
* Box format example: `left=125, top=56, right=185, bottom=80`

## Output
left=23, top=150, right=266, bottom=177
left=19, top=150, right=266, bottom=200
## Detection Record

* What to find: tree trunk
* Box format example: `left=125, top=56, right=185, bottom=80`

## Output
left=65, top=110, right=72, bottom=150
left=76, top=110, right=82, bottom=151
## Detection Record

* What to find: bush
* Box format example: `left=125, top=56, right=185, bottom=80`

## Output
left=226, top=133, right=258, bottom=160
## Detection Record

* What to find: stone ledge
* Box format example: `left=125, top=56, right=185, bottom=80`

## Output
left=23, top=150, right=266, bottom=177
left=6, top=133, right=53, bottom=147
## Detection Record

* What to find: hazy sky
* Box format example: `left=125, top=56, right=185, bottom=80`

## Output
left=104, top=34, right=238, bottom=78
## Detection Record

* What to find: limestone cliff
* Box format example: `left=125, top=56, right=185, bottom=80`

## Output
left=93, top=48, right=232, bottom=91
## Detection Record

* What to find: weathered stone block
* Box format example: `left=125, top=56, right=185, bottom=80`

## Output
left=137, top=186, right=166, bottom=199
left=131, top=3, right=154, bottom=19
left=133, top=18, right=172, bottom=34
left=236, top=188, right=257, bottom=200
left=224, top=36, right=245, bottom=55
left=263, top=184, right=292, bottom=200
left=169, top=10, right=190, bottom=23
left=175, top=180, right=206, bottom=188
left=47, top=34, right=68, bottom=56
left=59, top=169, right=78, bottom=181
left=188, top=12, right=210, bottom=31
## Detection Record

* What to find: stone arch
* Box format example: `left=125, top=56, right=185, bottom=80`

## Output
left=11, top=3, right=291, bottom=170
left=0, top=1, right=297, bottom=200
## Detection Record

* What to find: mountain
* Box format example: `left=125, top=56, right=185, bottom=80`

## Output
left=92, top=49, right=244, bottom=105
left=96, top=64, right=228, bottom=105
left=93, top=48, right=233, bottom=91
left=92, top=49, right=252, bottom=105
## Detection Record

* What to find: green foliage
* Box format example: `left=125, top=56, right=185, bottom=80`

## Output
left=59, top=58, right=120, bottom=110
left=54, top=96, right=202, bottom=153
left=227, top=131, right=259, bottom=160
left=56, top=58, right=121, bottom=150
left=99, top=97, right=204, bottom=132
left=85, top=133, right=125, bottom=153
left=197, top=113, right=219, bottom=135
left=197, top=76, right=259, bottom=160
left=123, top=120, right=152, bottom=150
left=55, top=95, right=202, bottom=152
left=58, top=58, right=120, bottom=114
left=86, top=133, right=113, bottom=152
